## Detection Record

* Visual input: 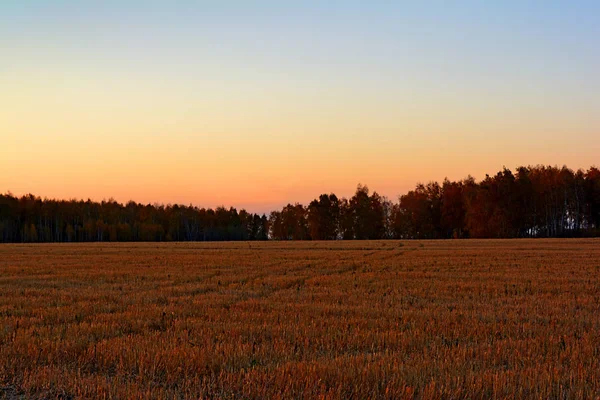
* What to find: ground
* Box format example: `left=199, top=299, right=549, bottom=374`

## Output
left=1, top=240, right=599, bottom=399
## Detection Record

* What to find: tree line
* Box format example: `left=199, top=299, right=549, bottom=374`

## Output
left=0, top=197, right=269, bottom=243
left=1, top=165, right=599, bottom=242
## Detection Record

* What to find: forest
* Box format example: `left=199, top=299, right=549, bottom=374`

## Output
left=1, top=165, right=599, bottom=242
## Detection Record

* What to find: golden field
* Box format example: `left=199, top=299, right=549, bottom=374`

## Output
left=1, top=240, right=599, bottom=399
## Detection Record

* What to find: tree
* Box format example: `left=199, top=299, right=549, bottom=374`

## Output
left=397, top=182, right=441, bottom=239
left=307, top=194, right=340, bottom=240
left=586, top=167, right=600, bottom=232
left=1, top=164, right=599, bottom=243
left=441, top=179, right=466, bottom=238
left=348, top=185, right=385, bottom=240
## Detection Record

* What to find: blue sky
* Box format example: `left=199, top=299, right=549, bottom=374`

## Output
left=1, top=1, right=599, bottom=211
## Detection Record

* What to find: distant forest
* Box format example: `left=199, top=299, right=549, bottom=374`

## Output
left=1, top=165, right=599, bottom=242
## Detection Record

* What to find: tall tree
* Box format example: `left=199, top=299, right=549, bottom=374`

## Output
left=307, top=194, right=340, bottom=240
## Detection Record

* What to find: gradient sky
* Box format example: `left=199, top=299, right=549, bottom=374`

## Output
left=2, top=1, right=599, bottom=213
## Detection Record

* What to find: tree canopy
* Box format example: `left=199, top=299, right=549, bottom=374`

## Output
left=1, top=165, right=599, bottom=242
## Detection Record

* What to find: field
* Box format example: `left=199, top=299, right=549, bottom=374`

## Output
left=1, top=240, right=600, bottom=399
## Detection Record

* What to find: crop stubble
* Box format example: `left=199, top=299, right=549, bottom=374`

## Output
left=0, top=240, right=599, bottom=399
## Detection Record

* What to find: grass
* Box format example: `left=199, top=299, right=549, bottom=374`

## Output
left=1, top=240, right=599, bottom=399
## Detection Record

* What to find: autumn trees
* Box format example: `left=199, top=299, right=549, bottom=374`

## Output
left=1, top=165, right=599, bottom=242
left=269, top=203, right=310, bottom=240
left=269, top=185, right=389, bottom=240
left=0, top=195, right=268, bottom=243
left=392, top=165, right=600, bottom=239
left=586, top=167, right=600, bottom=230
left=394, top=182, right=443, bottom=239
left=307, top=194, right=340, bottom=240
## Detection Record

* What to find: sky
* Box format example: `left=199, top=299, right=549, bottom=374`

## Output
left=1, top=1, right=599, bottom=213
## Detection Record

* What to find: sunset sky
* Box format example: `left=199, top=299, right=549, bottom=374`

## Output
left=2, top=1, right=599, bottom=213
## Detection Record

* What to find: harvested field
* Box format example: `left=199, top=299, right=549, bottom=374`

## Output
left=1, top=240, right=599, bottom=399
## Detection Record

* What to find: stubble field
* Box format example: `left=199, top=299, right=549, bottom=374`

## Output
left=1, top=240, right=599, bottom=399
